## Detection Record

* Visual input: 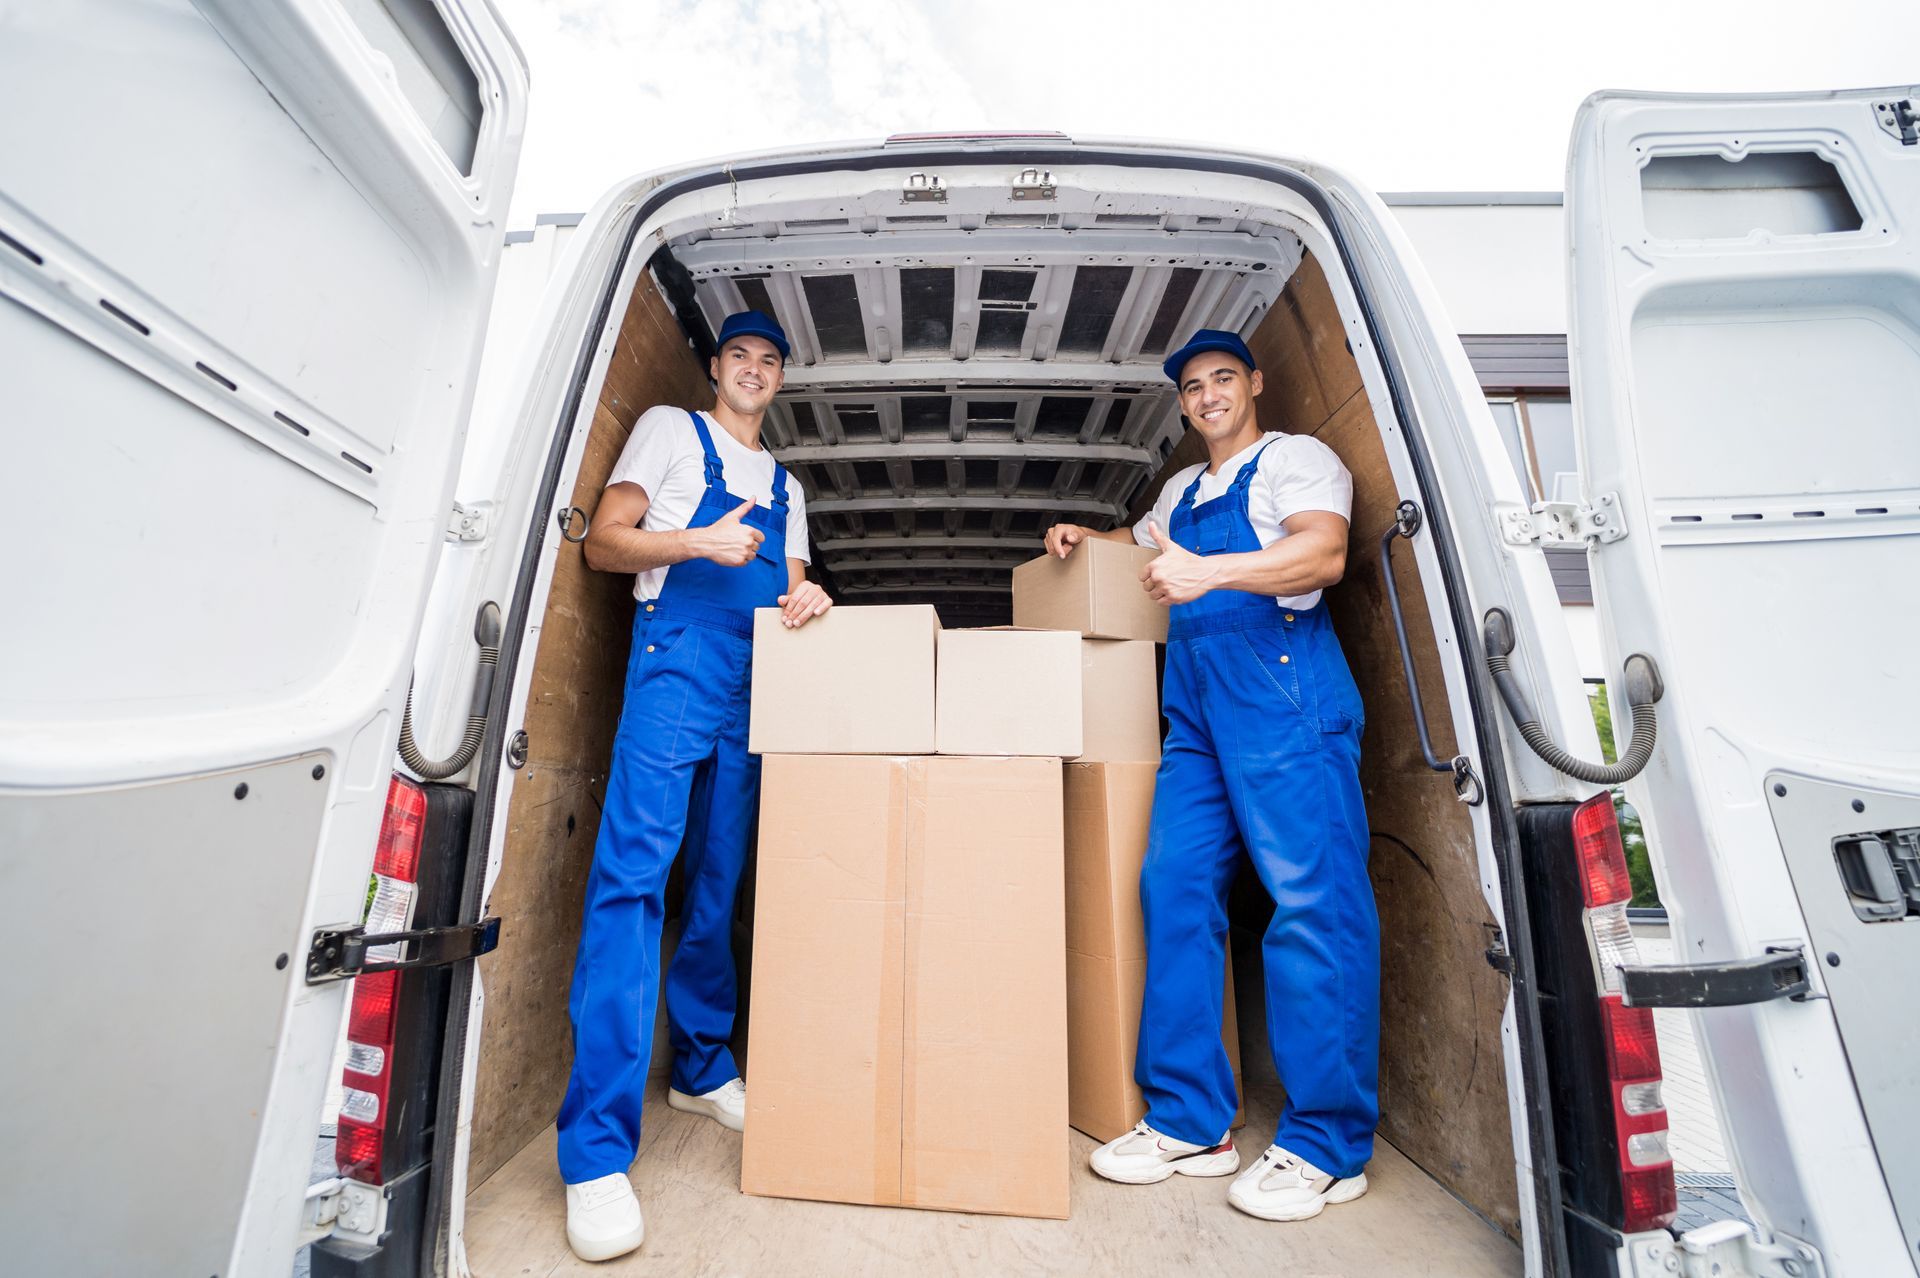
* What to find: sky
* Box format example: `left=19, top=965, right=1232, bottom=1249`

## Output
left=492, top=0, right=1908, bottom=228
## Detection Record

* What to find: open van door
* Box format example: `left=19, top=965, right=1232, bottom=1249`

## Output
left=1567, top=88, right=1920, bottom=1275
left=0, top=2, right=524, bottom=1274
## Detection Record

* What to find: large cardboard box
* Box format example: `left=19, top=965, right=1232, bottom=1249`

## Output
left=935, top=628, right=1082, bottom=758
left=1012, top=538, right=1168, bottom=643
left=749, top=604, right=939, bottom=755
left=1078, top=639, right=1160, bottom=763
left=744, top=755, right=1069, bottom=1219
left=1064, top=761, right=1245, bottom=1143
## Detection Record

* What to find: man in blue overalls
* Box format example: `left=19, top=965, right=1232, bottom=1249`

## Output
left=1045, top=329, right=1378, bottom=1223
left=560, top=311, right=831, bottom=1261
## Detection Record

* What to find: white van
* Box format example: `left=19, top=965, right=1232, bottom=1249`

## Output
left=4, top=3, right=1916, bottom=1275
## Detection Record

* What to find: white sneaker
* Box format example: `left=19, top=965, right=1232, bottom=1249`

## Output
left=1227, top=1144, right=1368, bottom=1221
left=666, top=1076, right=747, bottom=1132
left=1089, top=1121, right=1239, bottom=1185
left=565, top=1172, right=644, bottom=1262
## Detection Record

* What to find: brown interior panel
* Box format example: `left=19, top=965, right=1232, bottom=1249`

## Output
left=467, top=268, right=711, bottom=1187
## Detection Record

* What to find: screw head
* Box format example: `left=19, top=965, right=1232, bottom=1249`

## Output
left=1773, top=783, right=1788, bottom=797
left=275, top=953, right=289, bottom=971
left=1827, top=952, right=1842, bottom=967
left=234, top=782, right=249, bottom=800
left=312, top=764, right=326, bottom=781
left=1852, top=798, right=1865, bottom=813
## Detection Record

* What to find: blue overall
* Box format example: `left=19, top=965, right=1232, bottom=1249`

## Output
left=1134, top=442, right=1381, bottom=1177
left=556, top=411, right=789, bottom=1184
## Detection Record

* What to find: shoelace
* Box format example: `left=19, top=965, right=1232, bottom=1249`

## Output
left=578, top=1178, right=628, bottom=1209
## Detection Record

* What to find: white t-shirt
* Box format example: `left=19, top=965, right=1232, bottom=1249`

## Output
left=606, top=405, right=811, bottom=601
left=1132, top=431, right=1353, bottom=610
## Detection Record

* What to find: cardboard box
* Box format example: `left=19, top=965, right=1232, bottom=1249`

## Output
left=1078, top=639, right=1160, bottom=763
left=744, top=755, right=1069, bottom=1219
left=749, top=605, right=939, bottom=755
left=1064, top=761, right=1244, bottom=1143
left=935, top=628, right=1082, bottom=758
left=1012, top=538, right=1169, bottom=643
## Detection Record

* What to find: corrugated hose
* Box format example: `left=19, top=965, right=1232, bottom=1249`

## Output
left=398, top=602, right=502, bottom=781
left=1482, top=607, right=1662, bottom=786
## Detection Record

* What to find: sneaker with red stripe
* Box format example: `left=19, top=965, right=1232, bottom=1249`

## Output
left=1089, top=1121, right=1239, bottom=1185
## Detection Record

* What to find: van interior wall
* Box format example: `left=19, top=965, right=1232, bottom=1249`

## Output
left=1146, top=250, right=1521, bottom=1237
left=467, top=270, right=713, bottom=1187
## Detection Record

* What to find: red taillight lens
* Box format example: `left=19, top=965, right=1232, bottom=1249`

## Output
left=1572, top=792, right=1633, bottom=907
left=1600, top=997, right=1675, bottom=1230
left=1622, top=1165, right=1678, bottom=1233
left=375, top=775, right=427, bottom=881
left=1601, top=996, right=1662, bottom=1081
left=335, top=776, right=426, bottom=1185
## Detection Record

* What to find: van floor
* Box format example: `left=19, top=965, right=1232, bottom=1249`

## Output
left=463, top=1080, right=1520, bottom=1276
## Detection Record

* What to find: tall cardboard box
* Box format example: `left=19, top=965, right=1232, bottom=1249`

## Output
left=934, top=628, right=1082, bottom=757
left=1012, top=538, right=1168, bottom=642
left=1078, top=639, right=1160, bottom=763
left=1064, top=761, right=1245, bottom=1143
left=744, top=755, right=1069, bottom=1219
left=749, top=604, right=939, bottom=754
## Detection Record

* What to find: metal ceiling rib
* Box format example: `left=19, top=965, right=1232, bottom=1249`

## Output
left=660, top=218, right=1302, bottom=614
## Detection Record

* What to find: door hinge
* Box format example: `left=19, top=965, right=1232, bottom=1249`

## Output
left=304, top=917, right=501, bottom=985
left=447, top=500, right=492, bottom=542
left=1875, top=97, right=1919, bottom=146
left=299, top=1177, right=383, bottom=1247
left=1498, top=493, right=1627, bottom=547
left=901, top=173, right=947, bottom=203
left=1011, top=168, right=1056, bottom=201
left=1630, top=1219, right=1824, bottom=1278
left=1483, top=924, right=1513, bottom=975
left=1618, top=945, right=1811, bottom=1009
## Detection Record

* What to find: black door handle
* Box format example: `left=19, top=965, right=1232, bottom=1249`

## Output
left=1379, top=501, right=1483, bottom=806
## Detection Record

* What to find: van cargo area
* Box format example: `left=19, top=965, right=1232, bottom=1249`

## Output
left=450, top=181, right=1526, bottom=1273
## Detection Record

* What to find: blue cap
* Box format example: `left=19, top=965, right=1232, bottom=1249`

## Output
left=715, top=309, right=790, bottom=361
left=1162, top=328, right=1256, bottom=385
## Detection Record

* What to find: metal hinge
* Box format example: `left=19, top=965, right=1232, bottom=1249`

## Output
left=1483, top=924, right=1513, bottom=976
left=447, top=500, right=492, bottom=542
left=305, top=917, right=502, bottom=985
left=1875, top=97, right=1919, bottom=145
left=299, top=1177, right=383, bottom=1248
left=1618, top=945, right=1811, bottom=1009
left=1498, top=493, right=1627, bottom=547
left=1011, top=168, right=1056, bottom=201
left=1630, top=1219, right=1824, bottom=1278
left=901, top=173, right=947, bottom=203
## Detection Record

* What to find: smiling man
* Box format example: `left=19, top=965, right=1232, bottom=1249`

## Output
left=1044, top=328, right=1379, bottom=1224
left=557, top=311, right=830, bottom=1261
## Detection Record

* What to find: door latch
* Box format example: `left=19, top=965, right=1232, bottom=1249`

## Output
left=1011, top=168, right=1055, bottom=201
left=902, top=173, right=947, bottom=203
left=1875, top=97, right=1919, bottom=145
left=1498, top=493, right=1627, bottom=547
left=305, top=917, right=501, bottom=984
left=1618, top=945, right=1811, bottom=1009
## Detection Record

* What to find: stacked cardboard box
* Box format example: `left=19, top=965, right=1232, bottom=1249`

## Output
left=744, top=605, right=1091, bottom=1220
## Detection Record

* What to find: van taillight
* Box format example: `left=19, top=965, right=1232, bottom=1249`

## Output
left=1573, top=793, right=1677, bottom=1232
left=336, top=775, right=426, bottom=1184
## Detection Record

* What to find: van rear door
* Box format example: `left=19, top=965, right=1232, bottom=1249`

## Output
left=0, top=2, right=524, bottom=1274
left=1567, top=88, right=1920, bottom=1274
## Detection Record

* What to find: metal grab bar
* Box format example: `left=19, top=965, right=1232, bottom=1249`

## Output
left=1379, top=501, right=1483, bottom=805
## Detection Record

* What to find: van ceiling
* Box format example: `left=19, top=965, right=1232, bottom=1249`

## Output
left=661, top=215, right=1303, bottom=620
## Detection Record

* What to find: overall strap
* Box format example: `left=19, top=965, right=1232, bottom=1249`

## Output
left=1230, top=438, right=1279, bottom=499
left=770, top=460, right=790, bottom=511
left=685, top=410, right=727, bottom=491
left=1174, top=465, right=1207, bottom=512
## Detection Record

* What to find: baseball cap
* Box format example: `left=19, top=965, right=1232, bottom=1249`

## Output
left=1162, top=328, right=1257, bottom=385
left=715, top=309, right=790, bottom=361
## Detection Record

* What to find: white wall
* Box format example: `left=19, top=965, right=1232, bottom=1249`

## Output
left=1387, top=199, right=1568, bottom=335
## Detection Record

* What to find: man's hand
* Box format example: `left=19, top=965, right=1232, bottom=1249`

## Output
left=1044, top=522, right=1091, bottom=559
left=1140, top=520, right=1218, bottom=606
left=778, top=579, right=833, bottom=629
left=691, top=498, right=764, bottom=567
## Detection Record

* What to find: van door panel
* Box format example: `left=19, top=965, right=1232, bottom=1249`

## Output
left=1568, top=88, right=1920, bottom=1273
left=0, top=1, right=524, bottom=1273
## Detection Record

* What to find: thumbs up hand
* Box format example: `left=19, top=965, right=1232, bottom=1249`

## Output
left=1140, top=520, right=1216, bottom=606
left=693, top=497, right=766, bottom=567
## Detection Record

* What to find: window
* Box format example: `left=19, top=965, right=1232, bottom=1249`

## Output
left=1485, top=392, right=1576, bottom=506
left=339, top=0, right=485, bottom=175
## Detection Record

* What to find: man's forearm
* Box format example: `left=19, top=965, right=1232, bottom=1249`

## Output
left=1206, top=532, right=1346, bottom=598
left=584, top=524, right=707, bottom=574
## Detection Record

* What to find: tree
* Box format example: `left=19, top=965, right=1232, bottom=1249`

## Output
left=1589, top=684, right=1659, bottom=908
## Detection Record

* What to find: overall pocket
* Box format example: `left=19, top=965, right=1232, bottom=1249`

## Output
left=1236, top=626, right=1304, bottom=714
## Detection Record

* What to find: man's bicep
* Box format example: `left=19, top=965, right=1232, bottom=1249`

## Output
left=594, top=481, right=651, bottom=532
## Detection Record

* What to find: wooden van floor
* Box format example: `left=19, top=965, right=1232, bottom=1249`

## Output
left=463, top=1081, right=1520, bottom=1277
